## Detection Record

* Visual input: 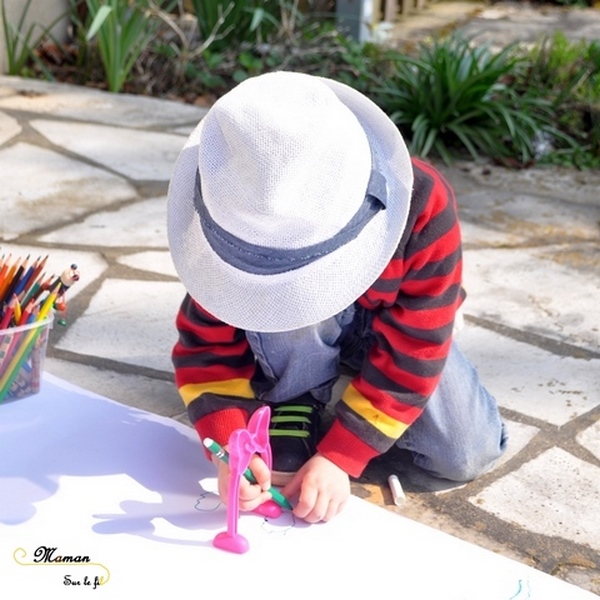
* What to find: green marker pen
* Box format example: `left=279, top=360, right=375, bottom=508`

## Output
left=203, top=437, right=293, bottom=511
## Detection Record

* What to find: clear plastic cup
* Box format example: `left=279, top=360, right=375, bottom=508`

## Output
left=0, top=314, right=53, bottom=403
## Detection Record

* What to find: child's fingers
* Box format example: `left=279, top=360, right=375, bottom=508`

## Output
left=248, top=454, right=271, bottom=491
left=238, top=476, right=262, bottom=501
left=212, top=450, right=273, bottom=510
left=239, top=490, right=273, bottom=512
left=280, top=470, right=302, bottom=501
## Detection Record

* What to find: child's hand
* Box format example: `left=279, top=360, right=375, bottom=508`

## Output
left=213, top=451, right=273, bottom=512
left=281, top=453, right=350, bottom=523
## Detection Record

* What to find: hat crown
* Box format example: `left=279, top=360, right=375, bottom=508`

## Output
left=198, top=72, right=372, bottom=249
left=168, top=71, right=413, bottom=332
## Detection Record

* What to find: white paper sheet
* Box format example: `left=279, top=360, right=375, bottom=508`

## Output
left=1, top=374, right=596, bottom=598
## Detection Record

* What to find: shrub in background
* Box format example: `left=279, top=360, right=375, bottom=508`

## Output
left=515, top=31, right=600, bottom=168
left=189, top=0, right=281, bottom=52
left=371, top=33, right=568, bottom=165
left=83, top=0, right=173, bottom=93
left=4, top=1, right=598, bottom=168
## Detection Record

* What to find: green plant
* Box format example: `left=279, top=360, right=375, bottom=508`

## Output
left=189, top=0, right=281, bottom=52
left=553, top=0, right=591, bottom=6
left=333, top=38, right=386, bottom=93
left=1, top=0, right=61, bottom=75
left=372, top=33, right=564, bottom=165
left=515, top=32, right=600, bottom=167
left=148, top=0, right=301, bottom=91
left=523, top=32, right=594, bottom=104
left=84, top=0, right=165, bottom=93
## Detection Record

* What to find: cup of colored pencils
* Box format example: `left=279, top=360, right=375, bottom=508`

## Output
left=0, top=254, right=79, bottom=403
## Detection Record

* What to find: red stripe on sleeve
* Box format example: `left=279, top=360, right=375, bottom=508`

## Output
left=317, top=421, right=381, bottom=477
left=175, top=363, right=255, bottom=387
left=195, top=407, right=249, bottom=461
left=352, top=374, right=429, bottom=420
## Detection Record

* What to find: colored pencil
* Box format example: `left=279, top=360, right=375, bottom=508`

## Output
left=0, top=295, right=16, bottom=329
left=13, top=256, right=37, bottom=298
left=0, top=263, right=24, bottom=306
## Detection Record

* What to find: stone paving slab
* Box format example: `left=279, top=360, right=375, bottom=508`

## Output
left=0, top=76, right=207, bottom=129
left=54, top=279, right=186, bottom=373
left=463, top=247, right=600, bottom=353
left=578, top=422, right=600, bottom=461
left=460, top=2, right=600, bottom=49
left=457, top=163, right=600, bottom=209
left=0, top=111, right=20, bottom=144
left=39, top=196, right=170, bottom=248
left=1, top=143, right=136, bottom=240
left=459, top=191, right=600, bottom=246
left=458, top=324, right=600, bottom=426
left=117, top=251, right=177, bottom=278
left=469, top=447, right=600, bottom=552
left=30, top=120, right=187, bottom=181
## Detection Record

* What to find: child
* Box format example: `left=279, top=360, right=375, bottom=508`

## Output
left=168, top=71, right=507, bottom=524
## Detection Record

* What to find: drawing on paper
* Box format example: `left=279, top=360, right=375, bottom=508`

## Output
left=194, top=492, right=222, bottom=512
left=193, top=488, right=299, bottom=537
left=509, top=579, right=531, bottom=600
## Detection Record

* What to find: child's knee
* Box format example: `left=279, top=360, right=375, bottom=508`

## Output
left=435, top=457, right=495, bottom=483
left=416, top=425, right=508, bottom=483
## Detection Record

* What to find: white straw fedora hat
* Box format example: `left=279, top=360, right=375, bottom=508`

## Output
left=168, top=71, right=413, bottom=332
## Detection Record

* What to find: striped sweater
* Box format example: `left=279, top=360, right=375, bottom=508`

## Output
left=172, top=158, right=464, bottom=477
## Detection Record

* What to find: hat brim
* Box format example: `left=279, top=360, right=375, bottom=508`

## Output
left=167, top=76, right=413, bottom=332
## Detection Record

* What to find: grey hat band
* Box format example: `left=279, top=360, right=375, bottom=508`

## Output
left=193, top=169, right=388, bottom=276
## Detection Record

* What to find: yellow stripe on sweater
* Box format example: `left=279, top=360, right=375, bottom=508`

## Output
left=179, top=379, right=254, bottom=406
left=341, top=383, right=409, bottom=439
